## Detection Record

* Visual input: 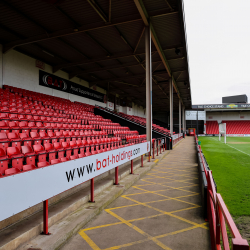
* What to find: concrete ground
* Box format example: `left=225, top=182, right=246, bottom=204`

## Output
left=61, top=137, right=211, bottom=250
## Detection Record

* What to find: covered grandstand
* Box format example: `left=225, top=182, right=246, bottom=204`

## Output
left=0, top=1, right=248, bottom=250
left=188, top=101, right=250, bottom=136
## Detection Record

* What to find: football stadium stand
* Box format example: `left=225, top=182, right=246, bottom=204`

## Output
left=0, top=86, right=147, bottom=177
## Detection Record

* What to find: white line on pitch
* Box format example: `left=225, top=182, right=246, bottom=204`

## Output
left=209, top=137, right=250, bottom=157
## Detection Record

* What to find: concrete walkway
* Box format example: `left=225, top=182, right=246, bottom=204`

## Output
left=61, top=137, right=211, bottom=250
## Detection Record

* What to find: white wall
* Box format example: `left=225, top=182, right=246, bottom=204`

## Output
left=1, top=49, right=147, bottom=115
left=206, top=111, right=250, bottom=122
left=2, top=50, right=107, bottom=107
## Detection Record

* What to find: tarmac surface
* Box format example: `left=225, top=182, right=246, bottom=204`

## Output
left=61, top=137, right=211, bottom=250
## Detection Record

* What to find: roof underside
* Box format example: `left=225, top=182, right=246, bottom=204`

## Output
left=0, top=0, right=192, bottom=112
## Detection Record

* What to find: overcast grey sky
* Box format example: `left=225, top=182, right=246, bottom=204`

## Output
left=183, top=0, right=250, bottom=105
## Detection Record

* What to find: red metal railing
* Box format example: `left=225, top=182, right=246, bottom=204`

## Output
left=195, top=135, right=249, bottom=250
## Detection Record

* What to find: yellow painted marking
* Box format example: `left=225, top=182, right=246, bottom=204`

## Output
left=103, top=224, right=206, bottom=250
left=106, top=209, right=172, bottom=250
left=154, top=159, right=159, bottom=163
left=79, top=231, right=101, bottom=250
left=123, top=196, right=208, bottom=230
left=131, top=186, right=200, bottom=207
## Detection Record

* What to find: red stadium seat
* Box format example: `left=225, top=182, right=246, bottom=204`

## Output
left=62, top=142, right=72, bottom=158
left=54, top=142, right=65, bottom=159
left=50, top=159, right=61, bottom=165
left=48, top=131, right=58, bottom=143
left=23, top=164, right=36, bottom=171
left=21, top=145, right=36, bottom=165
left=70, top=155, right=78, bottom=160
left=5, top=168, right=21, bottom=176
left=39, top=131, right=51, bottom=145
left=19, top=132, right=33, bottom=147
left=7, top=132, right=22, bottom=150
left=0, top=132, right=10, bottom=152
left=37, top=161, right=50, bottom=168
left=0, top=121, right=10, bottom=133
left=0, top=148, right=9, bottom=175
left=7, top=147, right=24, bottom=170
left=61, top=157, right=69, bottom=162
left=33, top=144, right=47, bottom=162
left=69, top=141, right=79, bottom=156
left=30, top=132, right=42, bottom=145
left=44, top=143, right=57, bottom=162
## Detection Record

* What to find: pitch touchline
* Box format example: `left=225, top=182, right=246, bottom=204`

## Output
left=210, top=137, right=250, bottom=157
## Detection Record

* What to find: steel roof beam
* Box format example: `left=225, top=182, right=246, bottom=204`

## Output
left=2, top=18, right=142, bottom=53
left=69, top=59, right=163, bottom=79
left=134, top=0, right=183, bottom=104
left=87, top=0, right=108, bottom=23
left=87, top=71, right=169, bottom=86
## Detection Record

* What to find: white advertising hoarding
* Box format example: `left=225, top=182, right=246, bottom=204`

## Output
left=0, top=142, right=150, bottom=222
left=185, top=111, right=206, bottom=120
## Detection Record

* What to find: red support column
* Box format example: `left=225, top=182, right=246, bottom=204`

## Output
left=157, top=140, right=159, bottom=156
left=42, top=200, right=50, bottom=235
left=165, top=138, right=167, bottom=150
left=90, top=178, right=95, bottom=202
left=115, top=167, right=119, bottom=185
left=152, top=140, right=155, bottom=159
left=148, top=151, right=150, bottom=162
left=131, top=160, right=133, bottom=174
left=160, top=140, right=162, bottom=154
left=141, top=155, right=143, bottom=167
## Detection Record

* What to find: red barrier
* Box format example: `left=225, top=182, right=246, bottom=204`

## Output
left=115, top=167, right=119, bottom=185
left=196, top=136, right=249, bottom=249
left=90, top=178, right=95, bottom=202
left=152, top=140, right=155, bottom=159
left=131, top=160, right=133, bottom=174
left=42, top=200, right=50, bottom=235
left=141, top=155, right=143, bottom=167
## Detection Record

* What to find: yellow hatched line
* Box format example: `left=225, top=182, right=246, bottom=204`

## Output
left=106, top=209, right=172, bottom=250
left=145, top=174, right=197, bottom=185
left=132, top=186, right=200, bottom=207
left=79, top=231, right=101, bottom=250
left=123, top=196, right=208, bottom=230
left=82, top=213, right=166, bottom=232
left=103, top=224, right=203, bottom=250
left=147, top=172, right=198, bottom=180
left=140, top=179, right=199, bottom=194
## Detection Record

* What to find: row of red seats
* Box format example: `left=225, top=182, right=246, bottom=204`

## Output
left=0, top=138, right=125, bottom=176
left=0, top=113, right=81, bottom=123
left=0, top=131, right=110, bottom=152
left=222, top=120, right=250, bottom=134
left=0, top=121, right=94, bottom=133
left=206, top=121, right=219, bottom=134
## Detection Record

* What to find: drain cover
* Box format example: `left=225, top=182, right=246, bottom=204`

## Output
left=86, top=206, right=96, bottom=209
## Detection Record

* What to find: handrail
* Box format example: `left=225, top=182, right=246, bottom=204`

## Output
left=95, top=105, right=171, bottom=138
left=195, top=135, right=249, bottom=250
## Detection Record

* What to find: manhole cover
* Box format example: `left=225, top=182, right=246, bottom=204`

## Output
left=86, top=206, right=96, bottom=209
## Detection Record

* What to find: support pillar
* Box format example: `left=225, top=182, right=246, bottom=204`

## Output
left=90, top=178, right=95, bottom=202
left=145, top=25, right=152, bottom=153
left=169, top=78, right=173, bottom=135
left=182, top=105, right=185, bottom=136
left=115, top=167, right=119, bottom=185
left=179, top=98, right=181, bottom=134
left=42, top=200, right=50, bottom=235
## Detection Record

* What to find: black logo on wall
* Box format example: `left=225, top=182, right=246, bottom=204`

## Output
left=39, top=70, right=105, bottom=103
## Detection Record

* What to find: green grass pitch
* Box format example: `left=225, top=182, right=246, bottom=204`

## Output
left=198, top=136, right=250, bottom=217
